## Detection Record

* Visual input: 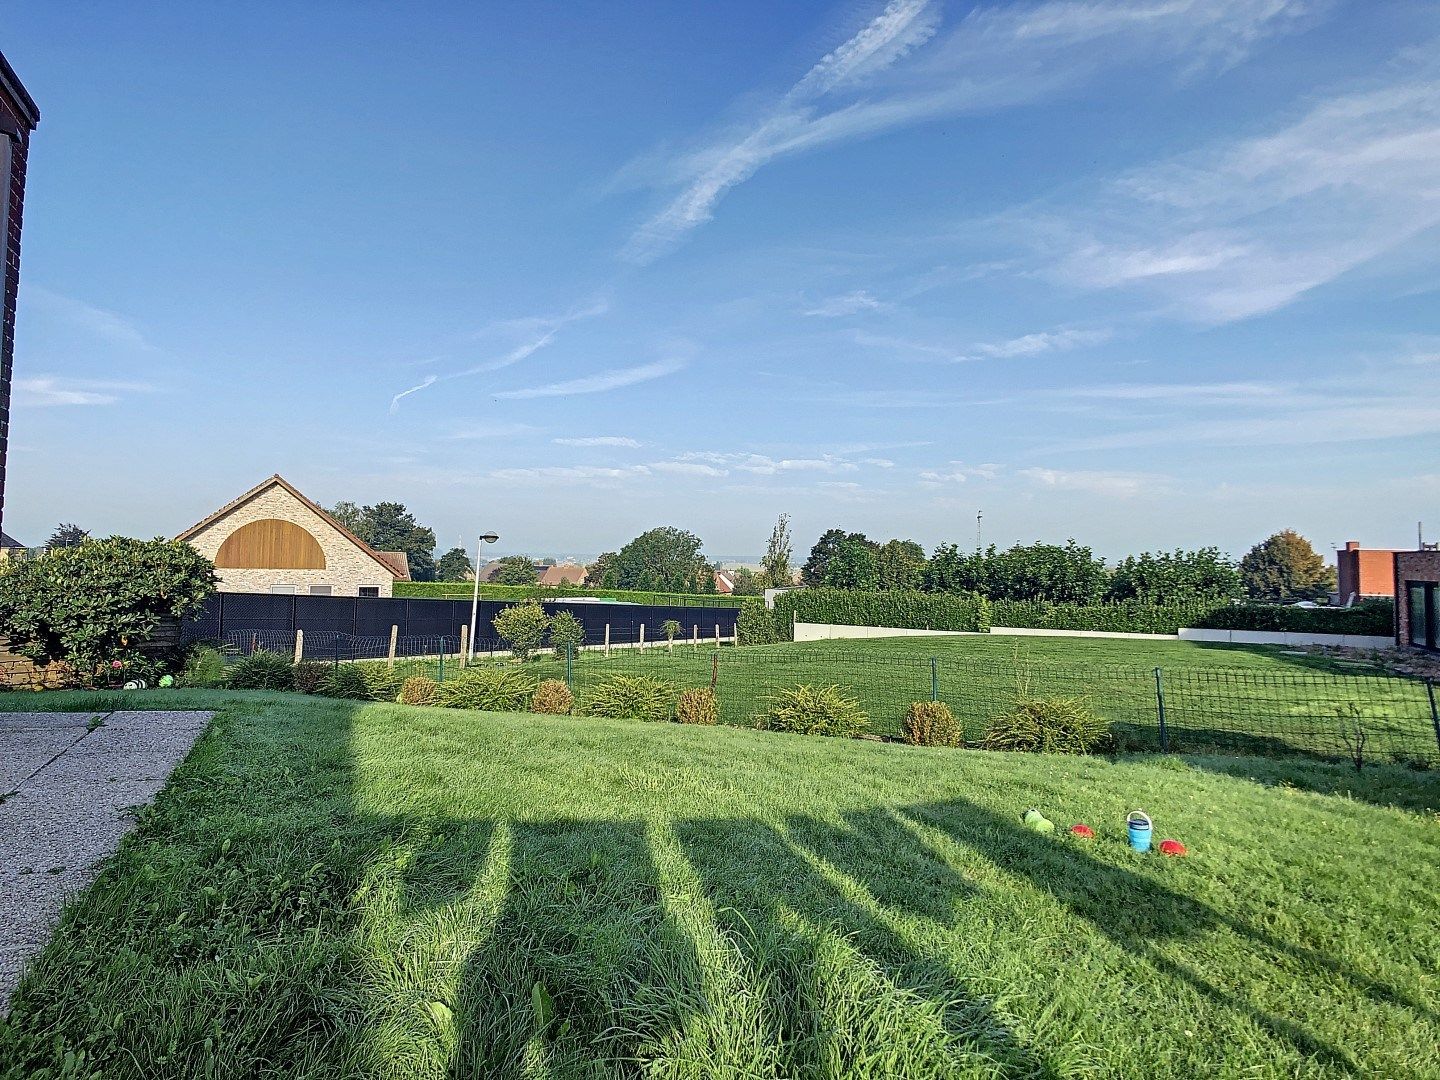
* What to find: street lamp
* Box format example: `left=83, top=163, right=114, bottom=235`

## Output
left=469, top=532, right=501, bottom=660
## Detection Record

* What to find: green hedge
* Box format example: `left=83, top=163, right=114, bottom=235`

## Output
left=774, top=588, right=991, bottom=634
left=1191, top=599, right=1393, bottom=636
left=991, top=600, right=1213, bottom=635
left=395, top=581, right=760, bottom=608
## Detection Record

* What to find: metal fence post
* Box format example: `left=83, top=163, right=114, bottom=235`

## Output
left=333, top=633, right=340, bottom=671
left=1428, top=679, right=1440, bottom=755
left=1154, top=667, right=1169, bottom=752
left=438, top=638, right=446, bottom=684
left=566, top=642, right=574, bottom=690
left=930, top=657, right=939, bottom=702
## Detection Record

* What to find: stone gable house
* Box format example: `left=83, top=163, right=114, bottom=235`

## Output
left=177, top=475, right=409, bottom=597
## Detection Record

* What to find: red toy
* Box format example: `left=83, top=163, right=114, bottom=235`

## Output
left=1158, top=839, right=1187, bottom=857
left=1069, top=824, right=1094, bottom=839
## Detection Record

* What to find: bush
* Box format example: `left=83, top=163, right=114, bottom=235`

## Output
left=531, top=679, right=574, bottom=715
left=774, top=588, right=990, bottom=634
left=398, top=675, right=439, bottom=706
left=675, top=686, right=719, bottom=725
left=319, top=664, right=371, bottom=700
left=291, top=660, right=331, bottom=695
left=903, top=701, right=964, bottom=748
left=180, top=645, right=228, bottom=689
left=760, top=684, right=868, bottom=737
left=983, top=697, right=1111, bottom=754
left=1192, top=599, right=1393, bottom=636
left=492, top=601, right=552, bottom=660
left=991, top=600, right=1211, bottom=635
left=359, top=665, right=406, bottom=702
left=227, top=652, right=296, bottom=691
left=440, top=665, right=540, bottom=712
left=736, top=603, right=782, bottom=646
left=582, top=674, right=679, bottom=723
left=548, top=611, right=585, bottom=659
left=0, top=536, right=217, bottom=685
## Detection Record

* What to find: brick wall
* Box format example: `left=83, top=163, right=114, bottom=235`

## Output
left=1394, top=551, right=1440, bottom=647
left=1336, top=543, right=1398, bottom=599
left=185, top=485, right=397, bottom=597
left=0, top=56, right=38, bottom=541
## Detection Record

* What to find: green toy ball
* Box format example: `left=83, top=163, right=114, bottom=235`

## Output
left=1022, top=808, right=1056, bottom=834
left=158, top=674, right=175, bottom=688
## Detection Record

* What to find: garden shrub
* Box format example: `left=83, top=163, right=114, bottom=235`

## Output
left=531, top=679, right=574, bottom=715
left=227, top=652, right=296, bottom=692
left=983, top=697, right=1111, bottom=754
left=675, top=686, right=719, bottom=726
left=582, top=674, right=679, bottom=723
left=736, top=603, right=782, bottom=646
left=180, top=645, right=229, bottom=689
left=357, top=665, right=405, bottom=702
left=291, top=660, right=331, bottom=695
left=397, top=675, right=439, bottom=707
left=774, top=588, right=990, bottom=634
left=440, top=665, right=540, bottom=711
left=492, top=600, right=552, bottom=660
left=760, top=684, right=868, bottom=737
left=548, top=611, right=585, bottom=659
left=903, top=701, right=963, bottom=748
left=319, top=664, right=371, bottom=701
left=1192, top=599, right=1393, bottom=636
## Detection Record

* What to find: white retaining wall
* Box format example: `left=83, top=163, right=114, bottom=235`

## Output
left=1177, top=628, right=1393, bottom=649
left=990, top=626, right=1176, bottom=641
left=793, top=622, right=979, bottom=642
left=792, top=621, right=1395, bottom=650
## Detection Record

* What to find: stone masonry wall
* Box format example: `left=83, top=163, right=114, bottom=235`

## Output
left=185, top=485, right=394, bottom=597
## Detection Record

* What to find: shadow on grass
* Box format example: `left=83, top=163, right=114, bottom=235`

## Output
left=1177, top=754, right=1440, bottom=814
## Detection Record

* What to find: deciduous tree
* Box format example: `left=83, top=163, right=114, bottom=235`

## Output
left=1239, top=530, right=1334, bottom=602
left=493, top=555, right=540, bottom=586
left=437, top=547, right=473, bottom=582
left=876, top=539, right=927, bottom=590
left=761, top=514, right=793, bottom=588
left=600, top=527, right=712, bottom=592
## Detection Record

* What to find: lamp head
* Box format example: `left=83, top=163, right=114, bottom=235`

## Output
left=478, top=533, right=500, bottom=545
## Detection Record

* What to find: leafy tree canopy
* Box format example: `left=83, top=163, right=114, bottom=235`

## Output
left=876, top=539, right=927, bottom=590
left=729, top=567, right=766, bottom=596
left=436, top=547, right=473, bottom=582
left=1108, top=548, right=1242, bottom=604
left=801, top=529, right=874, bottom=587
left=761, top=513, right=793, bottom=588
left=0, top=537, right=216, bottom=682
left=46, top=523, right=90, bottom=550
left=1239, top=530, right=1334, bottom=602
left=330, top=500, right=437, bottom=581
left=599, top=527, right=713, bottom=593
left=493, top=554, right=540, bottom=586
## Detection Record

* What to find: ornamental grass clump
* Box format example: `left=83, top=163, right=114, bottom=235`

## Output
left=319, top=664, right=371, bottom=701
left=226, top=652, right=296, bottom=692
left=903, top=701, right=964, bottom=748
left=582, top=674, right=679, bottom=723
left=440, top=666, right=540, bottom=712
left=397, top=675, right=439, bottom=707
left=531, top=679, right=574, bottom=715
left=983, top=697, right=1111, bottom=754
left=675, top=686, right=719, bottom=726
left=760, top=684, right=868, bottom=738
left=291, top=660, right=330, bottom=695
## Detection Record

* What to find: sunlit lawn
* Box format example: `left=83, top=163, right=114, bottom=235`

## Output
left=1, top=690, right=1437, bottom=1078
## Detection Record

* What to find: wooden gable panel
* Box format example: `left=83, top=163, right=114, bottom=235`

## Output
left=215, top=518, right=327, bottom=570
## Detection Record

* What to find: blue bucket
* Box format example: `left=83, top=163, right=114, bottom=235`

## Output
left=1127, top=810, right=1152, bottom=853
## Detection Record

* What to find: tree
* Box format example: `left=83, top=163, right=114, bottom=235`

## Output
left=986, top=540, right=1108, bottom=604
left=876, top=539, right=927, bottom=590
left=491, top=600, right=551, bottom=660
left=599, top=527, right=712, bottom=592
left=330, top=500, right=438, bottom=581
left=46, top=523, right=89, bottom=550
left=822, top=536, right=880, bottom=589
left=761, top=513, right=793, bottom=588
left=0, top=537, right=216, bottom=683
left=729, top=567, right=765, bottom=596
left=437, top=547, right=473, bottom=582
left=1107, top=548, right=1242, bottom=604
left=1239, top=530, right=1334, bottom=602
left=548, top=610, right=585, bottom=659
left=801, top=529, right=874, bottom=587
left=924, top=543, right=990, bottom=594
left=493, top=555, right=540, bottom=586
left=587, top=552, right=617, bottom=587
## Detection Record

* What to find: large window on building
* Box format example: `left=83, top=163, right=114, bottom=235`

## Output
left=1408, top=582, right=1436, bottom=650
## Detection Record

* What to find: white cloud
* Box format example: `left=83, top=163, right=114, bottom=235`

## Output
left=1025, top=55, right=1440, bottom=320
left=552, top=436, right=642, bottom=448
left=27, top=287, right=154, bottom=351
left=1017, top=466, right=1169, bottom=498
left=803, top=290, right=888, bottom=317
left=680, top=451, right=860, bottom=475
left=446, top=422, right=543, bottom=440
left=856, top=326, right=1111, bottom=363
left=919, top=461, right=1003, bottom=484
left=621, top=0, right=1318, bottom=260
left=13, top=376, right=156, bottom=407
left=496, top=359, right=685, bottom=399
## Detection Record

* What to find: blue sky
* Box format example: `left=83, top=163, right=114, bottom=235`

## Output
left=5, top=0, right=1440, bottom=561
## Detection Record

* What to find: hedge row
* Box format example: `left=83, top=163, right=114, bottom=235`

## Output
left=774, top=588, right=991, bottom=634
left=395, top=581, right=760, bottom=608
left=769, top=589, right=1396, bottom=639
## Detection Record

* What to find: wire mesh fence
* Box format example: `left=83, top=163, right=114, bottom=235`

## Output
left=203, top=632, right=1440, bottom=768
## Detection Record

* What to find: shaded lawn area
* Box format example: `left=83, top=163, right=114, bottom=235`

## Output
left=1, top=690, right=1437, bottom=1078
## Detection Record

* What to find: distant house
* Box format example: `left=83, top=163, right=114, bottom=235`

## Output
left=0, top=530, right=25, bottom=560
left=538, top=563, right=586, bottom=588
left=177, top=475, right=409, bottom=597
left=713, top=570, right=735, bottom=595
left=1336, top=541, right=1397, bottom=602
left=1396, top=549, right=1440, bottom=652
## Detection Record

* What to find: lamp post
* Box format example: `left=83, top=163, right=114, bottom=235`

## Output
left=469, top=532, right=500, bottom=660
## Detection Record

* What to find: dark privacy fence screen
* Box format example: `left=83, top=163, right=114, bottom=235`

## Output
left=184, top=592, right=743, bottom=654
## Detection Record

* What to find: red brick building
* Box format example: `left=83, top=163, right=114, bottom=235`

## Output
left=0, top=52, right=39, bottom=541
left=1395, top=550, right=1440, bottom=651
left=1335, top=541, right=1398, bottom=601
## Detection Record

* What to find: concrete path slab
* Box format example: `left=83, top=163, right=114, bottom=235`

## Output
left=0, top=710, right=212, bottom=1011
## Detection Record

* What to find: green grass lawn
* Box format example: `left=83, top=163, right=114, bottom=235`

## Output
left=395, top=634, right=1438, bottom=765
left=2, top=690, right=1437, bottom=1078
